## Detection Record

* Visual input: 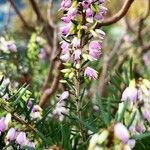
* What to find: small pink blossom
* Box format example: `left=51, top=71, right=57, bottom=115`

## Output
left=60, top=41, right=70, bottom=54
left=89, top=41, right=101, bottom=51
left=121, top=87, right=138, bottom=102
left=72, top=49, right=81, bottom=61
left=61, top=0, right=72, bottom=10
left=72, top=37, right=80, bottom=48
left=143, top=109, right=150, bottom=121
left=60, top=53, right=70, bottom=62
left=59, top=91, right=69, bottom=101
left=114, top=123, right=129, bottom=143
left=16, top=132, right=27, bottom=146
left=84, top=67, right=98, bottom=79
left=6, top=128, right=16, bottom=141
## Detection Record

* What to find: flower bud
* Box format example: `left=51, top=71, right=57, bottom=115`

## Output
left=84, top=67, right=98, bottom=79
left=0, top=118, right=6, bottom=132
left=16, top=132, right=27, bottom=146
left=5, top=113, right=11, bottom=129
left=121, top=87, right=138, bottom=102
left=6, top=128, right=16, bottom=141
left=59, top=91, right=69, bottom=101
left=114, top=123, right=129, bottom=143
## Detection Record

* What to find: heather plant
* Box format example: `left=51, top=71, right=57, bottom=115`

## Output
left=0, top=0, right=150, bottom=150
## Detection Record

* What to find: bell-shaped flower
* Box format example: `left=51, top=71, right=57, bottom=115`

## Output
left=60, top=23, right=71, bottom=36
left=60, top=53, right=70, bottom=62
left=121, top=87, right=138, bottom=102
left=84, top=67, right=98, bottom=79
left=86, top=8, right=94, bottom=22
left=114, top=123, right=129, bottom=143
left=89, top=41, right=101, bottom=51
left=61, top=15, right=71, bottom=23
left=143, top=109, right=150, bottom=122
left=6, top=128, right=16, bottom=141
left=72, top=49, right=81, bottom=61
left=89, top=49, right=101, bottom=61
left=16, top=132, right=27, bottom=146
left=82, top=0, right=91, bottom=10
left=59, top=91, right=69, bottom=101
left=61, top=0, right=72, bottom=10
left=4, top=113, right=12, bottom=130
left=72, top=37, right=80, bottom=48
left=27, top=141, right=35, bottom=148
left=0, top=118, right=6, bottom=133
left=60, top=41, right=70, bottom=54
left=135, top=121, right=145, bottom=133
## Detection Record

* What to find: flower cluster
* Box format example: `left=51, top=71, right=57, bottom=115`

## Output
left=52, top=91, right=69, bottom=122
left=60, top=0, right=107, bottom=80
left=6, top=129, right=35, bottom=148
left=120, top=78, right=150, bottom=134
left=0, top=37, right=17, bottom=53
left=27, top=99, right=43, bottom=119
left=0, top=113, right=35, bottom=148
left=88, top=123, right=135, bottom=150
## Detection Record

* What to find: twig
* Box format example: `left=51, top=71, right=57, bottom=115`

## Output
left=8, top=0, right=34, bottom=30
left=39, top=62, right=62, bottom=107
left=47, top=0, right=54, bottom=27
left=137, top=0, right=150, bottom=46
left=96, top=0, right=134, bottom=28
left=29, top=0, right=44, bottom=22
left=98, top=35, right=125, bottom=96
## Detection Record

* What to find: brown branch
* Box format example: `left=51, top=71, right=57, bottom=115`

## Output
left=41, top=28, right=59, bottom=91
left=98, top=35, right=125, bottom=96
left=29, top=0, right=44, bottom=22
left=8, top=0, right=34, bottom=30
left=96, top=0, right=135, bottom=28
left=39, top=62, right=62, bottom=108
left=137, top=0, right=150, bottom=46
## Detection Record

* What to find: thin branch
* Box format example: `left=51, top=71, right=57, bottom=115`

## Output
left=29, top=0, right=44, bottom=22
left=47, top=0, right=54, bottom=27
left=137, top=0, right=150, bottom=46
left=96, top=0, right=135, bottom=28
left=98, top=35, right=125, bottom=96
left=39, top=62, right=62, bottom=108
left=8, top=0, right=34, bottom=30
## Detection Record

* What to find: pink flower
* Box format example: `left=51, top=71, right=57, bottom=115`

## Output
left=86, top=8, right=94, bottom=22
left=86, top=8, right=93, bottom=18
left=59, top=91, right=69, bottom=101
left=0, top=118, right=6, bottom=133
left=61, top=0, right=72, bottom=10
left=72, top=37, right=80, bottom=48
left=60, top=53, right=70, bottom=62
left=143, top=109, right=150, bottom=121
left=89, top=49, right=101, bottom=61
left=121, top=87, right=138, bottom=102
left=60, top=23, right=71, bottom=36
left=99, top=0, right=105, bottom=4
left=84, top=67, right=98, bottom=79
left=60, top=41, right=70, bottom=54
left=114, top=123, right=129, bottom=143
left=27, top=141, right=35, bottom=148
left=38, top=49, right=46, bottom=60
left=16, top=132, right=27, bottom=146
left=6, top=128, right=16, bottom=141
left=6, top=41, right=17, bottom=52
left=82, top=0, right=91, bottom=10
left=61, top=16, right=71, bottom=23
left=89, top=41, right=101, bottom=51
left=100, top=6, right=107, bottom=15
left=135, top=122, right=145, bottom=133
left=68, top=8, right=78, bottom=18
left=72, top=49, right=81, bottom=61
